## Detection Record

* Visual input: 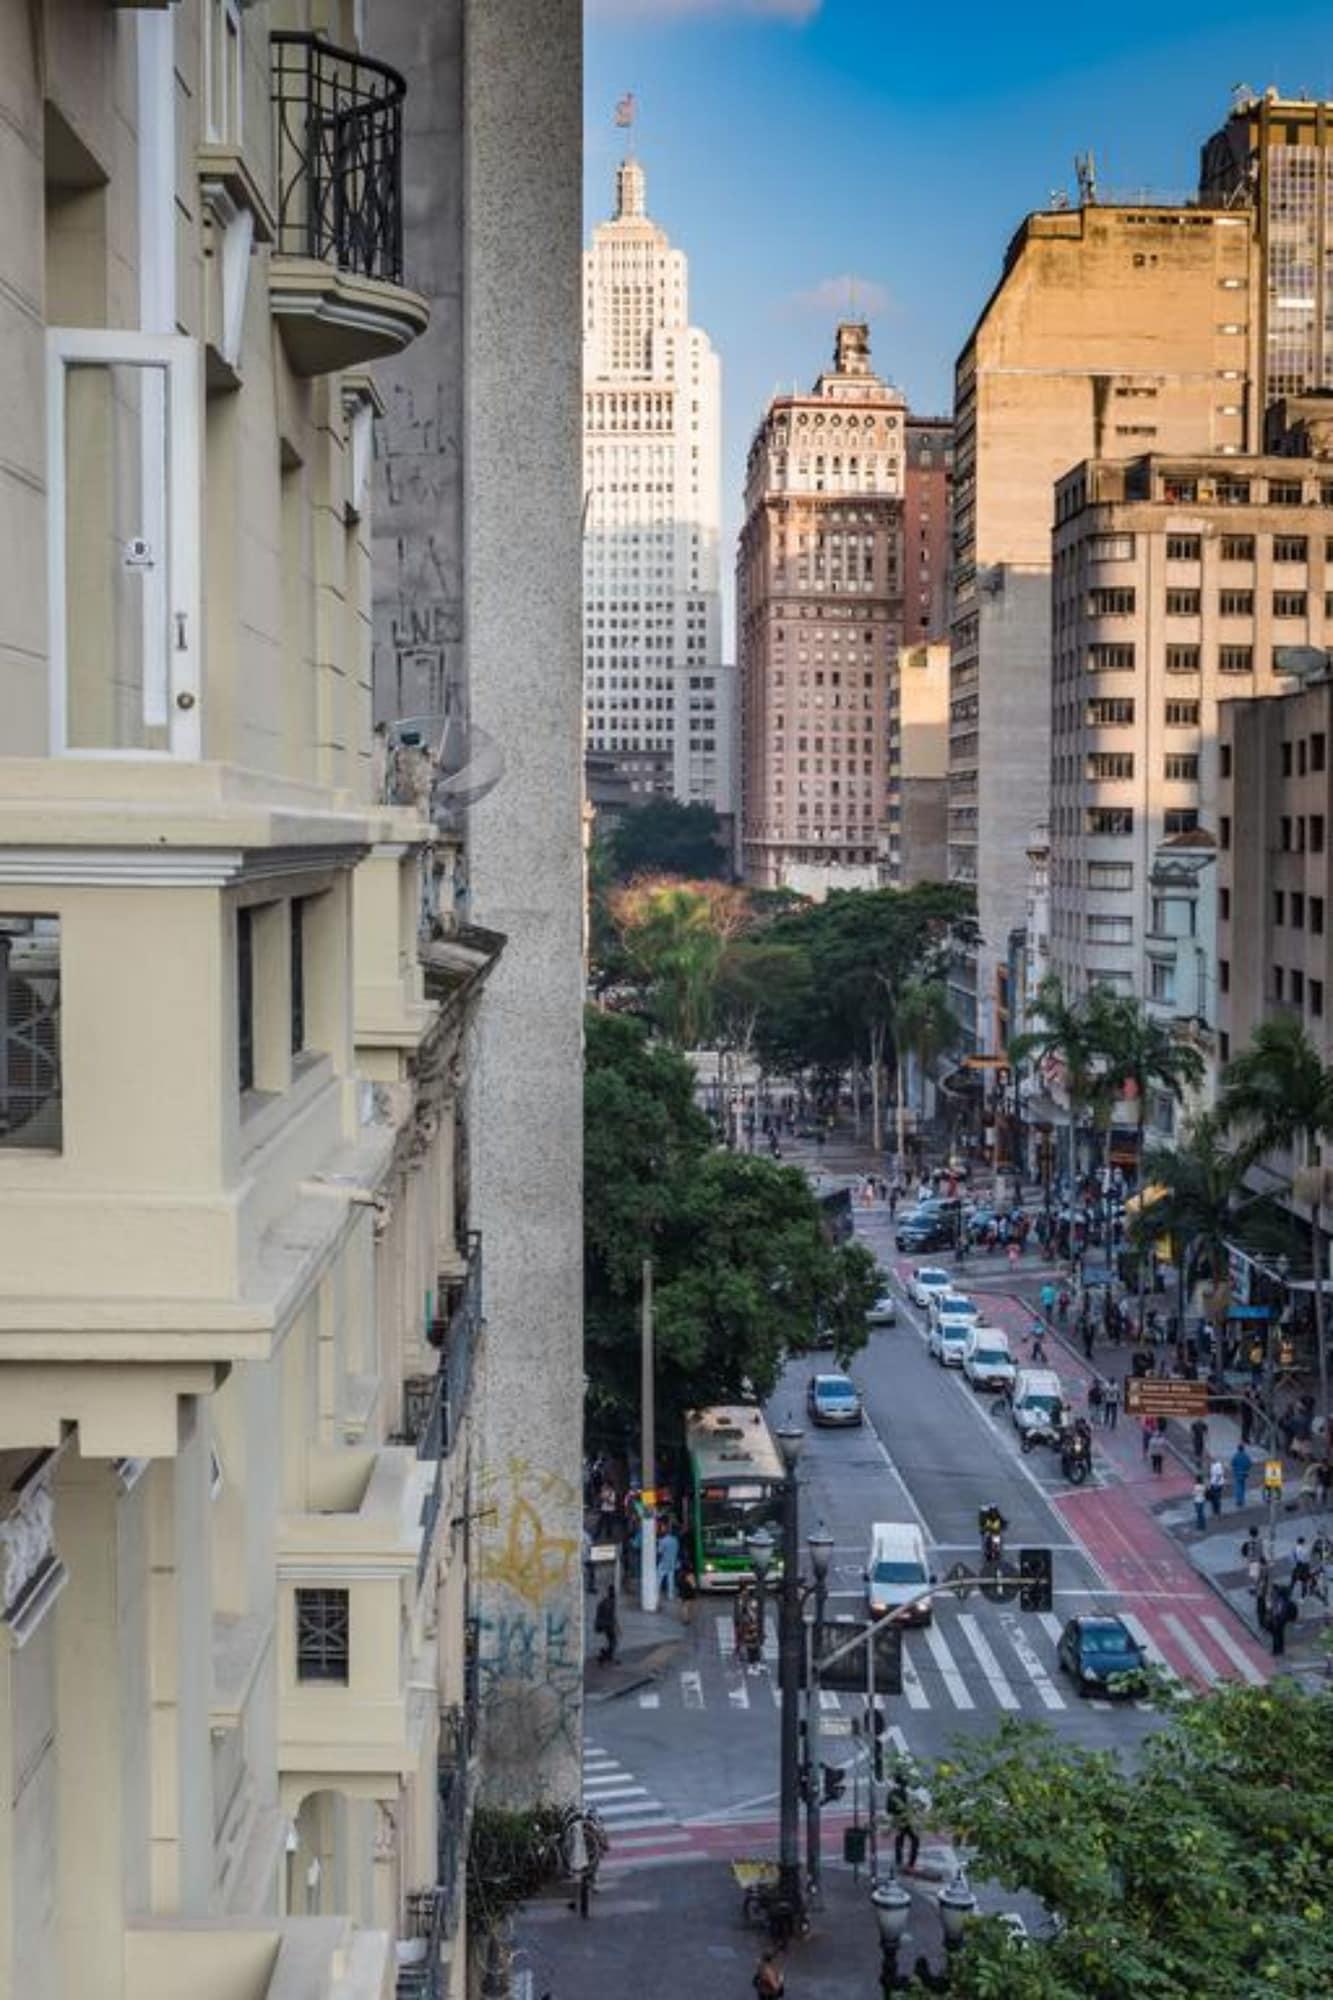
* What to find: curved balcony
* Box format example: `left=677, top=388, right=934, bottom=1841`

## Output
left=270, top=33, right=428, bottom=376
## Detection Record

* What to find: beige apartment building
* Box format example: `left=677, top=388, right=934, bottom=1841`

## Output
left=886, top=642, right=949, bottom=887
left=1217, top=667, right=1332, bottom=1072
left=1049, top=454, right=1329, bottom=1028
left=949, top=198, right=1254, bottom=1051
left=0, top=6, right=583, bottom=2000
left=738, top=322, right=906, bottom=895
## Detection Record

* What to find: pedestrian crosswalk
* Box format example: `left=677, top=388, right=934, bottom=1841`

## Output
left=632, top=1604, right=1265, bottom=1720
left=582, top=1743, right=695, bottom=1871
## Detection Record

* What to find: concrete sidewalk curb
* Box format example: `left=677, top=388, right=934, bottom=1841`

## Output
left=584, top=1631, right=689, bottom=1703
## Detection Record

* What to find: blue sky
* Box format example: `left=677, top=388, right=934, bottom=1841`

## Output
left=586, top=0, right=1333, bottom=593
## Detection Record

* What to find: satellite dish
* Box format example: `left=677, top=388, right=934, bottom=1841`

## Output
left=383, top=713, right=506, bottom=818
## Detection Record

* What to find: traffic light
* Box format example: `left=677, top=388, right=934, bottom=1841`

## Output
left=1019, top=1547, right=1053, bottom=1614
left=821, top=1762, right=848, bottom=1804
left=870, top=1705, right=886, bottom=1780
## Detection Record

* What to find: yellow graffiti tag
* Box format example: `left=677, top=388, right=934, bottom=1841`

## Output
left=479, top=1494, right=577, bottom=1607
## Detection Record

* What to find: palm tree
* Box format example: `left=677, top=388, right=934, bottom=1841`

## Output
left=1099, top=997, right=1207, bottom=1195
left=1219, top=1015, right=1333, bottom=1418
left=1132, top=1114, right=1252, bottom=1348
left=891, top=978, right=958, bottom=1166
left=1010, top=975, right=1103, bottom=1194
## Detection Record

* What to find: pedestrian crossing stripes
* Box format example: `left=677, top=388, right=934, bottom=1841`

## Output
left=635, top=1600, right=1265, bottom=1719
left=583, top=1745, right=693, bottom=1870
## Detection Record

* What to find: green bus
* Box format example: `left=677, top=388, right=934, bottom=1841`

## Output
left=683, top=1405, right=786, bottom=1591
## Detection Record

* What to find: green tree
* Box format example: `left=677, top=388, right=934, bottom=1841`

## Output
left=609, top=799, right=730, bottom=881
left=1131, top=1113, right=1269, bottom=1339
left=583, top=1010, right=878, bottom=1442
left=1010, top=976, right=1109, bottom=1190
left=914, top=1682, right=1333, bottom=1999
left=1098, top=997, right=1206, bottom=1193
left=607, top=877, right=749, bottom=1049
left=1219, top=1014, right=1333, bottom=1417
left=891, top=977, right=960, bottom=1165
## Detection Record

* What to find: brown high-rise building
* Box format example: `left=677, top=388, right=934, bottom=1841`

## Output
left=905, top=417, right=953, bottom=643
left=738, top=324, right=906, bottom=893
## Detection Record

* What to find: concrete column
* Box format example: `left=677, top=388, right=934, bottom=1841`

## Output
left=461, top=0, right=585, bottom=1807
left=55, top=1457, right=128, bottom=1999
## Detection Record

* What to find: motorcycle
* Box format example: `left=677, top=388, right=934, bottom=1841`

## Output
left=1059, top=1427, right=1092, bottom=1486
left=981, top=1526, right=1004, bottom=1565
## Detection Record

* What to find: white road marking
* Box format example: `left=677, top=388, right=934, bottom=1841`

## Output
left=639, top=1689, right=660, bottom=1709
left=728, top=1678, right=750, bottom=1710
left=583, top=1781, right=648, bottom=1800
left=1038, top=1611, right=1064, bottom=1647
left=607, top=1828, right=694, bottom=1849
left=1200, top=1614, right=1266, bottom=1685
left=923, top=1619, right=975, bottom=1709
left=1118, top=1611, right=1180, bottom=1685
left=1162, top=1612, right=1220, bottom=1685
left=1002, top=1617, right=1066, bottom=1711
left=714, top=1616, right=731, bottom=1660
left=899, top=1638, right=931, bottom=1710
left=819, top=1688, right=842, bottom=1711
left=681, top=1669, right=704, bottom=1710
left=957, top=1613, right=1020, bottom=1709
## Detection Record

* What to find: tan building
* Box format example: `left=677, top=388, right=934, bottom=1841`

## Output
left=886, top=642, right=949, bottom=886
left=1217, top=666, right=1332, bottom=1073
left=0, top=5, right=582, bottom=1999
left=1049, top=453, right=1329, bottom=1017
left=738, top=322, right=906, bottom=895
left=949, top=199, right=1255, bottom=1051
left=904, top=417, right=953, bottom=644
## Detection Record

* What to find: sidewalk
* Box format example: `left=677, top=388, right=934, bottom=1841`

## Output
left=584, top=1585, right=693, bottom=1704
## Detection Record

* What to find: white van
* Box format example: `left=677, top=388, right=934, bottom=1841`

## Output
left=962, top=1326, right=1015, bottom=1393
left=865, top=1521, right=933, bottom=1625
left=1010, top=1367, right=1066, bottom=1449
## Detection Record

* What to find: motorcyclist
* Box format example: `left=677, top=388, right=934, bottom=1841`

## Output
left=978, top=1503, right=1008, bottom=1561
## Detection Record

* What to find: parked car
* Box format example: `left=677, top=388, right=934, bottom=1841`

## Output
left=927, top=1292, right=979, bottom=1366
left=1056, top=1615, right=1147, bottom=1695
left=807, top=1372, right=864, bottom=1426
left=961, top=1327, right=1016, bottom=1393
left=868, top=1286, right=898, bottom=1326
left=907, top=1265, right=953, bottom=1310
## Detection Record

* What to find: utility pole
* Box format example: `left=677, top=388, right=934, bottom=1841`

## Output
left=640, top=1256, right=658, bottom=1613
left=777, top=1434, right=803, bottom=1919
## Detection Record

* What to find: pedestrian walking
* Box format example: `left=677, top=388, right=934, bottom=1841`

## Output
left=1141, top=1415, right=1155, bottom=1461
left=753, top=1948, right=785, bottom=1997
left=1081, top=1316, right=1095, bottom=1362
left=1268, top=1582, right=1296, bottom=1656
left=1231, top=1442, right=1253, bottom=1508
left=1088, top=1378, right=1104, bottom=1426
left=593, top=1583, right=619, bottom=1665
left=657, top=1522, right=680, bottom=1602
left=1040, top=1280, right=1057, bottom=1319
left=1190, top=1417, right=1208, bottom=1468
left=679, top=1561, right=697, bottom=1625
left=1104, top=1377, right=1120, bottom=1431
left=596, top=1480, right=618, bottom=1540
left=1207, top=1458, right=1225, bottom=1518
left=886, top=1767, right=922, bottom=1873
left=1008, top=1240, right=1021, bottom=1275
left=1291, top=1536, right=1313, bottom=1599
left=1150, top=1419, right=1166, bottom=1477
left=1192, top=1476, right=1208, bottom=1532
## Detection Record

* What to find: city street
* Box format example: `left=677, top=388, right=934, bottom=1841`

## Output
left=567, top=1191, right=1273, bottom=1880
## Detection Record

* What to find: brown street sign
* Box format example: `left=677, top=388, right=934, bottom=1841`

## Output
left=1124, top=1377, right=1210, bottom=1418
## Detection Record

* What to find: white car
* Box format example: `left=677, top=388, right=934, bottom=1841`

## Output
left=868, top=1286, right=898, bottom=1326
left=961, top=1327, right=1016, bottom=1393
left=908, top=1265, right=953, bottom=1310
left=927, top=1292, right=980, bottom=1365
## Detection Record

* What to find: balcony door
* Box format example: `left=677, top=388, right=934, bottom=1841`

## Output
left=46, top=329, right=200, bottom=758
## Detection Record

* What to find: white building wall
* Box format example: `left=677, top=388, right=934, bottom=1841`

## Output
left=583, top=161, right=725, bottom=810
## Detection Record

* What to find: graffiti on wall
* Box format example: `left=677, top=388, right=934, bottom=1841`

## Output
left=475, top=1454, right=582, bottom=1796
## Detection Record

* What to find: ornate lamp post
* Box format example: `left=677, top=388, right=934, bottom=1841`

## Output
left=774, top=1422, right=805, bottom=1920
left=937, top=1867, right=978, bottom=1955
left=804, top=1524, right=835, bottom=1899
left=871, top=1871, right=913, bottom=1993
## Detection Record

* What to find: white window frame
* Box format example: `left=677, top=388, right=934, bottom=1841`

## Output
left=204, top=0, right=244, bottom=148
left=46, top=328, right=201, bottom=760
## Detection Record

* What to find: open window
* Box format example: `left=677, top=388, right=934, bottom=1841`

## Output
left=46, top=330, right=200, bottom=757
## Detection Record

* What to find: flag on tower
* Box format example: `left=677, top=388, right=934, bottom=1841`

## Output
left=614, top=92, right=636, bottom=129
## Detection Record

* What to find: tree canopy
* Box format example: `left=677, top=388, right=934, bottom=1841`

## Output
left=607, top=798, right=731, bottom=881
left=917, top=1682, right=1333, bottom=1999
left=583, top=1009, right=879, bottom=1443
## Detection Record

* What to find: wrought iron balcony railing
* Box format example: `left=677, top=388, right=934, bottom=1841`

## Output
left=271, top=31, right=405, bottom=283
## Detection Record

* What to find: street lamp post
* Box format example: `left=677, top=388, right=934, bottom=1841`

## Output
left=871, top=1872, right=912, bottom=1994
left=804, top=1525, right=834, bottom=1902
left=937, top=1868, right=977, bottom=1956
left=775, top=1422, right=805, bottom=1921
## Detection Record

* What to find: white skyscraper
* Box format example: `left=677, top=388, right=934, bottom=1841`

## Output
left=583, top=154, right=733, bottom=820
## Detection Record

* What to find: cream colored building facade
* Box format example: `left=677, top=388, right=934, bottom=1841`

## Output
left=0, top=5, right=502, bottom=1998
left=739, top=322, right=907, bottom=895
left=1049, top=453, right=1328, bottom=1020
left=948, top=200, right=1255, bottom=1052
left=886, top=642, right=948, bottom=887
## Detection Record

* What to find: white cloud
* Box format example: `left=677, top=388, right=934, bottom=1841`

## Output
left=788, top=274, right=892, bottom=317
left=591, top=0, right=823, bottom=21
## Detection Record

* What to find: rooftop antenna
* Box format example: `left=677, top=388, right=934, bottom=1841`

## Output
left=1075, top=151, right=1098, bottom=206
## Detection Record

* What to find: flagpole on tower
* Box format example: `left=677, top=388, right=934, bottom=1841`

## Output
left=614, top=90, right=637, bottom=144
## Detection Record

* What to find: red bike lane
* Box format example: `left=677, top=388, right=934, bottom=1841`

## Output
left=895, top=1264, right=1273, bottom=1689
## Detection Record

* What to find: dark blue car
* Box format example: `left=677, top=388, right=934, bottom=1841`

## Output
left=1057, top=1615, right=1147, bottom=1695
